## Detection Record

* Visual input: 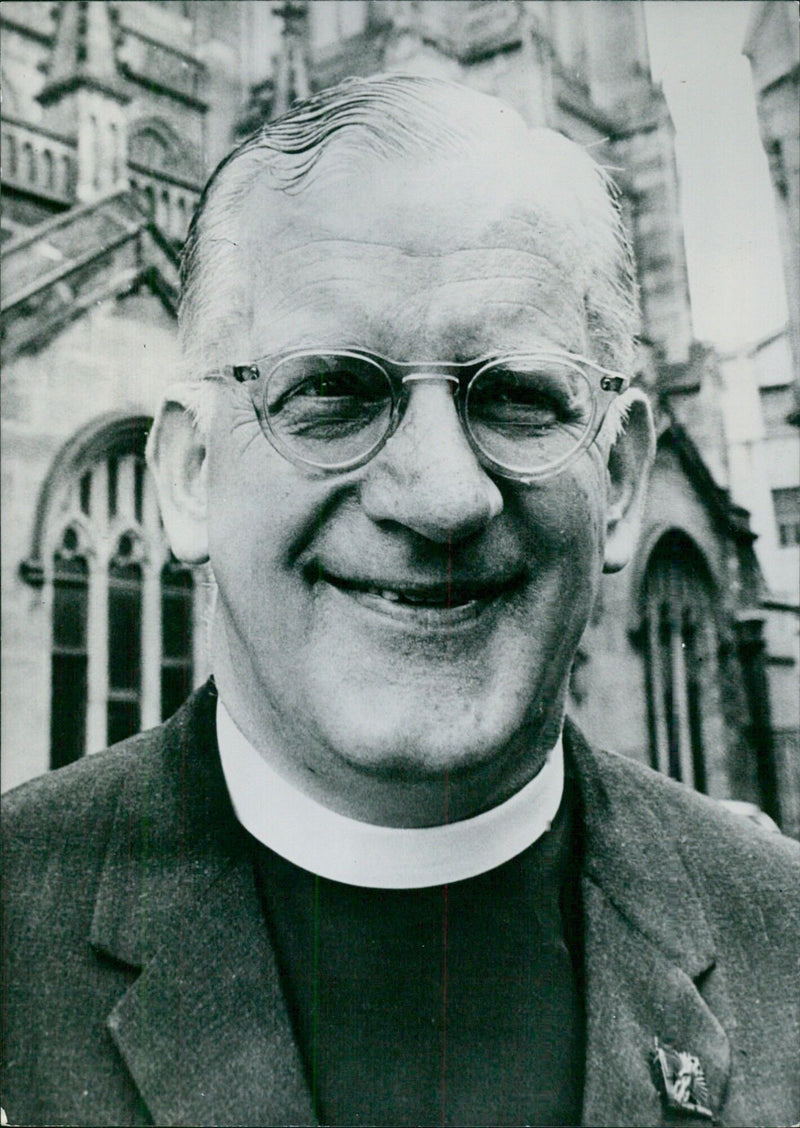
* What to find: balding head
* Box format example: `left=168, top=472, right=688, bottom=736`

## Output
left=179, top=75, right=636, bottom=402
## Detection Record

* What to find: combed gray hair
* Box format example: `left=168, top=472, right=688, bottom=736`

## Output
left=179, top=73, right=638, bottom=431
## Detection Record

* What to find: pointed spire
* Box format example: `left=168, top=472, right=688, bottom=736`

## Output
left=39, top=1, right=128, bottom=106
left=272, top=0, right=310, bottom=116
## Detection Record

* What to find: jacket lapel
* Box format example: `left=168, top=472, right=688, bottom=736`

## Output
left=567, top=722, right=731, bottom=1126
left=580, top=880, right=730, bottom=1126
left=90, top=684, right=316, bottom=1127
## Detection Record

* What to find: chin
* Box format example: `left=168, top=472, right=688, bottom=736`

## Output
left=337, top=737, right=492, bottom=784
left=316, top=693, right=523, bottom=784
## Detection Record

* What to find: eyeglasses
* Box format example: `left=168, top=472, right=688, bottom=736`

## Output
left=208, top=347, right=629, bottom=482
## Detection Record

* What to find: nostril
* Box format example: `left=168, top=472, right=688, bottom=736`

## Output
left=361, top=446, right=504, bottom=543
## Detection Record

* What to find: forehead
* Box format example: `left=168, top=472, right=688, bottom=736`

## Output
left=238, top=143, right=594, bottom=358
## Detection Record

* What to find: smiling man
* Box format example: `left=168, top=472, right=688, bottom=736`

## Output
left=3, top=76, right=799, bottom=1128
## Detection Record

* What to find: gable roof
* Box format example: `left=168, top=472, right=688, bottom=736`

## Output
left=0, top=191, right=179, bottom=359
left=656, top=409, right=756, bottom=546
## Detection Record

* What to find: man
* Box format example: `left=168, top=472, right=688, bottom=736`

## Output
left=3, top=76, right=798, bottom=1127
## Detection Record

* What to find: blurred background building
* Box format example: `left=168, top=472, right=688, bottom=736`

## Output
left=2, top=0, right=798, bottom=835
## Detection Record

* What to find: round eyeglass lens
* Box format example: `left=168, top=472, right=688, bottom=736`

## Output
left=464, top=355, right=597, bottom=475
left=262, top=353, right=395, bottom=467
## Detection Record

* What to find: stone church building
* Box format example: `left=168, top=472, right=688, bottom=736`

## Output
left=2, top=1, right=797, bottom=836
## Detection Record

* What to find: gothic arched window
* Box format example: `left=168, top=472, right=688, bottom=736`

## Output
left=62, top=153, right=75, bottom=197
left=50, top=527, right=89, bottom=769
left=161, top=556, right=194, bottom=721
left=42, top=148, right=55, bottom=190
left=91, top=114, right=101, bottom=190
left=159, top=188, right=171, bottom=233
left=42, top=418, right=198, bottom=769
left=641, top=532, right=721, bottom=791
left=109, top=121, right=120, bottom=184
left=4, top=130, right=18, bottom=177
left=106, top=532, right=144, bottom=746
left=175, top=194, right=188, bottom=236
left=22, top=141, right=35, bottom=184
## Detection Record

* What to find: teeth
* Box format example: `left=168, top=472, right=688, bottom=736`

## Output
left=359, top=584, right=483, bottom=606
left=369, top=587, right=447, bottom=605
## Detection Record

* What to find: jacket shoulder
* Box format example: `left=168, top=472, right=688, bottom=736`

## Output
left=1, top=728, right=182, bottom=1128
left=1, top=727, right=181, bottom=963
left=589, top=742, right=800, bottom=924
left=2, top=686, right=223, bottom=1126
left=4, top=726, right=169, bottom=855
left=3, top=682, right=218, bottom=857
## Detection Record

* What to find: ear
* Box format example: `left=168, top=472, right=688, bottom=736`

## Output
left=146, top=384, right=209, bottom=564
left=602, top=388, right=655, bottom=574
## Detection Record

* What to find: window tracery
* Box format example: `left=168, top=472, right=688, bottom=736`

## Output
left=642, top=532, right=720, bottom=791
left=42, top=420, right=197, bottom=768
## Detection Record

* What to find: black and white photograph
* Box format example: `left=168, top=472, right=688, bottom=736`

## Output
left=1, top=2, right=798, bottom=1125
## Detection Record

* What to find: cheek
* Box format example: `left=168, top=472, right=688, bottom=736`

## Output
left=514, top=466, right=605, bottom=569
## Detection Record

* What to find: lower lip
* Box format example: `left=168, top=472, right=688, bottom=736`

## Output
left=319, top=581, right=511, bottom=630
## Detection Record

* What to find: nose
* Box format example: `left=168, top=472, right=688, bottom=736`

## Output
left=359, top=379, right=504, bottom=543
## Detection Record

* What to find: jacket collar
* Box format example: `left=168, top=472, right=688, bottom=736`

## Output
left=90, top=687, right=730, bottom=1126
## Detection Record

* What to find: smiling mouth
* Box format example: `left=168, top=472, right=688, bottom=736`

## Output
left=317, top=572, right=521, bottom=623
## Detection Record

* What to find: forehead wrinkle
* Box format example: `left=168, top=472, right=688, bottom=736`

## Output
left=246, top=181, right=589, bottom=357
left=254, top=271, right=582, bottom=333
left=251, top=257, right=586, bottom=358
left=253, top=227, right=580, bottom=272
left=252, top=242, right=579, bottom=302
left=389, top=295, right=585, bottom=357
left=244, top=161, right=587, bottom=265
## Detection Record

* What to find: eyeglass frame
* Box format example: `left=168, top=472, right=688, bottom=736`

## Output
left=203, top=346, right=630, bottom=483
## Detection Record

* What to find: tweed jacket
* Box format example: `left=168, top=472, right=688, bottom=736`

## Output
left=3, top=682, right=799, bottom=1127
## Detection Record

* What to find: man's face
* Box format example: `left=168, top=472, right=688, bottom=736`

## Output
left=205, top=146, right=612, bottom=822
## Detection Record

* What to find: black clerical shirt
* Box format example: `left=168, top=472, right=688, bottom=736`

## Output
left=250, top=780, right=584, bottom=1126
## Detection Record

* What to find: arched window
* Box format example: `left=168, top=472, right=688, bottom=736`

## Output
left=43, top=418, right=199, bottom=768
left=107, top=531, right=144, bottom=745
left=641, top=532, right=720, bottom=791
left=22, top=141, right=35, bottom=184
left=6, top=131, right=18, bottom=177
left=161, top=556, right=194, bottom=720
left=62, top=153, right=74, bottom=197
left=50, top=527, right=90, bottom=769
left=128, top=118, right=200, bottom=184
left=175, top=194, right=187, bottom=236
left=91, top=114, right=101, bottom=190
left=109, top=121, right=119, bottom=184
left=42, top=148, right=55, bottom=190
left=159, top=187, right=171, bottom=232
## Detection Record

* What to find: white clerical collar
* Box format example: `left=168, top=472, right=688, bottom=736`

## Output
left=216, top=699, right=564, bottom=890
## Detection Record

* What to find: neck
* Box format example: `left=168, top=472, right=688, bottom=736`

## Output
left=211, top=616, right=562, bottom=828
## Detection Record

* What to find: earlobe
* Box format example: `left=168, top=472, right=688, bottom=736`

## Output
left=146, top=384, right=210, bottom=564
left=602, top=389, right=655, bottom=574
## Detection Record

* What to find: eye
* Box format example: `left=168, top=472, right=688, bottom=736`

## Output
left=294, top=366, right=377, bottom=399
left=266, top=355, right=393, bottom=414
left=468, top=361, right=586, bottom=429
